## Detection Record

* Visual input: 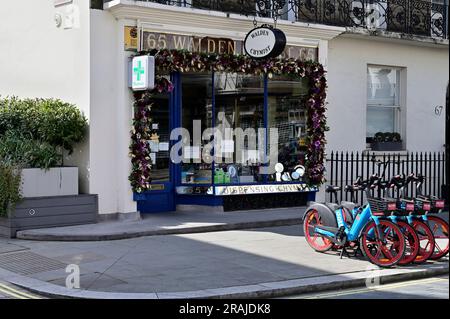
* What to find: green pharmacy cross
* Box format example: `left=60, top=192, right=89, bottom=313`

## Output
left=134, top=60, right=145, bottom=81
left=131, top=56, right=155, bottom=91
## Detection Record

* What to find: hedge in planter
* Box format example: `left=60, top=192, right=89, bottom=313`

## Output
left=371, top=132, right=403, bottom=151
left=0, top=96, right=88, bottom=216
left=0, top=97, right=88, bottom=155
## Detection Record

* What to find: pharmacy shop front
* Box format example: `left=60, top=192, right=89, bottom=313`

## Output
left=130, top=30, right=327, bottom=213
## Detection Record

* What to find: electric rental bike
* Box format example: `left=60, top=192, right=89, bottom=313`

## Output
left=341, top=176, right=420, bottom=266
left=303, top=175, right=406, bottom=268
left=395, top=174, right=448, bottom=260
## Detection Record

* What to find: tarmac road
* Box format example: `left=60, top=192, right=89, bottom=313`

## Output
left=286, top=275, right=449, bottom=299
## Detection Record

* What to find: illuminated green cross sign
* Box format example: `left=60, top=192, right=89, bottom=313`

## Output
left=131, top=56, right=155, bottom=91
left=133, top=61, right=145, bottom=81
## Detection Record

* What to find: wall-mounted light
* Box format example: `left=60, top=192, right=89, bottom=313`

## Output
left=54, top=13, right=62, bottom=28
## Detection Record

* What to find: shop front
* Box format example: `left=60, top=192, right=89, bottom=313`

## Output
left=129, top=29, right=327, bottom=213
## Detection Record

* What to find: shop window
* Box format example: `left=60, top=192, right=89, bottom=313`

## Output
left=150, top=88, right=171, bottom=182
left=181, top=73, right=213, bottom=184
left=268, top=75, right=309, bottom=182
left=366, top=66, right=402, bottom=140
left=214, top=73, right=265, bottom=184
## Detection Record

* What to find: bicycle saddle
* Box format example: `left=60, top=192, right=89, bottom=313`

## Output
left=325, top=203, right=340, bottom=214
left=325, top=185, right=341, bottom=193
left=345, top=185, right=360, bottom=192
left=341, top=201, right=357, bottom=213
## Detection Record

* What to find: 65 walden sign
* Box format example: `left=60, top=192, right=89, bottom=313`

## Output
left=244, top=26, right=287, bottom=59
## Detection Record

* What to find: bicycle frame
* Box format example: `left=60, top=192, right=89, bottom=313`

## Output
left=314, top=203, right=383, bottom=242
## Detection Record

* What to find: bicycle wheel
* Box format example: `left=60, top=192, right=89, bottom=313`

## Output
left=396, top=220, right=420, bottom=266
left=427, top=215, right=449, bottom=260
left=412, top=220, right=435, bottom=264
left=360, top=220, right=406, bottom=268
left=303, top=209, right=334, bottom=252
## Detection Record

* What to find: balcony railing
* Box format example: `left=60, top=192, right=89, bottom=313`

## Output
left=103, top=0, right=449, bottom=39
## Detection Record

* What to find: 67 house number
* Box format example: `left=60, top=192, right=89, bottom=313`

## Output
left=179, top=303, right=271, bottom=317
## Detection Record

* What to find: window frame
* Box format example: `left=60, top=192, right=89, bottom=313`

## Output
left=366, top=65, right=404, bottom=140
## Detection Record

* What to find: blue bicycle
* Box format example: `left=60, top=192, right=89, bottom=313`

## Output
left=303, top=176, right=406, bottom=268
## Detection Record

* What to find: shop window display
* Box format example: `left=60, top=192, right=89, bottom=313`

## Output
left=181, top=73, right=213, bottom=184
left=214, top=73, right=265, bottom=184
left=268, top=75, right=309, bottom=183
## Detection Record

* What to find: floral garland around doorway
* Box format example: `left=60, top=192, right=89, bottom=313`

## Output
left=130, top=49, right=328, bottom=193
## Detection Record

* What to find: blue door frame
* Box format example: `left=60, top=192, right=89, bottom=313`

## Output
left=135, top=73, right=180, bottom=214
left=136, top=72, right=317, bottom=214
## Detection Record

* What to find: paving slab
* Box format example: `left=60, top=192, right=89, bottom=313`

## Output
left=1, top=225, right=448, bottom=298
left=16, top=208, right=305, bottom=241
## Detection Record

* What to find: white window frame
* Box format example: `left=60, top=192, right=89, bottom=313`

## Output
left=366, top=65, right=404, bottom=139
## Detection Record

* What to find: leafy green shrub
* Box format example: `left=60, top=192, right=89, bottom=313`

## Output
left=0, top=163, right=21, bottom=217
left=392, top=132, right=401, bottom=142
left=374, top=132, right=402, bottom=143
left=36, top=99, right=88, bottom=154
left=0, top=97, right=40, bottom=137
left=0, top=97, right=88, bottom=154
left=0, top=131, right=62, bottom=169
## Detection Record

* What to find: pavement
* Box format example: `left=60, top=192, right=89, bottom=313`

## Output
left=0, top=223, right=448, bottom=299
left=16, top=208, right=304, bottom=241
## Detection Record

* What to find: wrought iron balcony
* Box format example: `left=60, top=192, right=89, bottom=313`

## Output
left=103, top=0, right=449, bottom=40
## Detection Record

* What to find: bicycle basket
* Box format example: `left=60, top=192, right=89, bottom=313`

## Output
left=397, top=198, right=415, bottom=212
left=414, top=198, right=431, bottom=212
left=368, top=197, right=397, bottom=215
left=430, top=197, right=445, bottom=209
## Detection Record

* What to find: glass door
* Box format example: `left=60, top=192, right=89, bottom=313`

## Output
left=137, top=75, right=176, bottom=213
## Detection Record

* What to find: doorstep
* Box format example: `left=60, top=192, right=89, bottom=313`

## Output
left=15, top=207, right=305, bottom=242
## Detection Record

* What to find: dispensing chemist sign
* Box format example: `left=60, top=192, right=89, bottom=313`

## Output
left=244, top=26, right=287, bottom=59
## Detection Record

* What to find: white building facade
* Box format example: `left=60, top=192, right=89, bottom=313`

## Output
left=0, top=0, right=448, bottom=217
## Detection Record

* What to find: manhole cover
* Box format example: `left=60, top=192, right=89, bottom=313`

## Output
left=0, top=251, right=67, bottom=275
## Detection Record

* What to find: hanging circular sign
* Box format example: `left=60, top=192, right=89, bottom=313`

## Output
left=244, top=26, right=287, bottom=59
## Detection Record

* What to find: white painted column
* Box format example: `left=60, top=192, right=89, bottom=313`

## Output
left=116, top=19, right=138, bottom=214
left=318, top=39, right=329, bottom=70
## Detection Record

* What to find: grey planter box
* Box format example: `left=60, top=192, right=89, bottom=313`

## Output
left=371, top=141, right=403, bottom=151
left=0, top=194, right=98, bottom=238
left=21, top=167, right=78, bottom=197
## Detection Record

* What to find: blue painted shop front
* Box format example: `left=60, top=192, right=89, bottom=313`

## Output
left=134, top=72, right=318, bottom=213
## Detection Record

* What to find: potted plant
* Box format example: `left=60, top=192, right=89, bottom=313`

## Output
left=0, top=97, right=97, bottom=238
left=371, top=132, right=403, bottom=151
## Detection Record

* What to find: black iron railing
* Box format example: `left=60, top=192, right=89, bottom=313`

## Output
left=296, top=0, right=449, bottom=39
left=103, top=0, right=449, bottom=39
left=326, top=151, right=447, bottom=205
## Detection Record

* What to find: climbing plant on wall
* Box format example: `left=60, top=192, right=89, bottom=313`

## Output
left=129, top=49, right=328, bottom=193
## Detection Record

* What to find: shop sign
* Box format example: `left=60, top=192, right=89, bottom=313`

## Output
left=244, top=27, right=287, bottom=59
left=136, top=29, right=317, bottom=61
left=216, top=184, right=318, bottom=196
left=131, top=56, right=155, bottom=91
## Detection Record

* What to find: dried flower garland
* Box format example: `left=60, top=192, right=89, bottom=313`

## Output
left=130, top=49, right=328, bottom=192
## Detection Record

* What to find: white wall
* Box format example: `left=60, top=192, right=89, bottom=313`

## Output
left=89, top=11, right=137, bottom=215
left=89, top=10, right=118, bottom=215
left=326, top=35, right=449, bottom=153
left=0, top=0, right=91, bottom=193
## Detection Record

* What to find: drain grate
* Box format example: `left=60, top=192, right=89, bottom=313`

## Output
left=0, top=243, right=28, bottom=255
left=0, top=251, right=67, bottom=275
